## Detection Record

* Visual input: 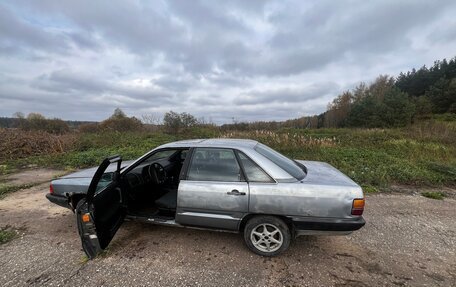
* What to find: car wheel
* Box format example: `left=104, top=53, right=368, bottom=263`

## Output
left=244, top=216, right=290, bottom=256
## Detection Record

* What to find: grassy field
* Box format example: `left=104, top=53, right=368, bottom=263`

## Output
left=1, top=119, right=455, bottom=191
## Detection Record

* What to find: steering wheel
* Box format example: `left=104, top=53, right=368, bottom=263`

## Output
left=148, top=162, right=167, bottom=185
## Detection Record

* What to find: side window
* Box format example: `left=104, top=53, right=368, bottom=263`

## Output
left=237, top=152, right=274, bottom=183
left=187, top=148, right=242, bottom=182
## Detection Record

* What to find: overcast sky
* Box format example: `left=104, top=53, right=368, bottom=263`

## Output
left=1, top=0, right=455, bottom=123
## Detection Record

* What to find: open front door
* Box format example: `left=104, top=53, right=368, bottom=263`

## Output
left=76, top=155, right=126, bottom=259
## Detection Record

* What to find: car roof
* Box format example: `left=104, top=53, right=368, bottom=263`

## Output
left=159, top=138, right=259, bottom=149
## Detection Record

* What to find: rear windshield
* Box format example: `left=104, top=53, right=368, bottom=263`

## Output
left=254, top=143, right=306, bottom=180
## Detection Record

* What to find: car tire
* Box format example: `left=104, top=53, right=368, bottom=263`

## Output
left=243, top=216, right=290, bottom=256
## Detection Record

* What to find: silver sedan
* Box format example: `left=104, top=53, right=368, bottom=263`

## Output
left=46, top=138, right=365, bottom=258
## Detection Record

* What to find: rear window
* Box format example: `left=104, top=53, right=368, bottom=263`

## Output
left=254, top=143, right=306, bottom=180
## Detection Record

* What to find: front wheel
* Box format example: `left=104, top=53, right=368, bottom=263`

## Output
left=243, top=216, right=290, bottom=256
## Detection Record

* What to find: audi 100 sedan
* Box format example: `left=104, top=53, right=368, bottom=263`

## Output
left=46, top=139, right=365, bottom=258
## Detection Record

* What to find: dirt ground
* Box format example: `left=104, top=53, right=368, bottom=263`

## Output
left=0, top=169, right=455, bottom=287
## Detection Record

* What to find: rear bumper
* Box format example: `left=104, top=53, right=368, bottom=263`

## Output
left=46, top=193, right=71, bottom=209
left=290, top=216, right=365, bottom=236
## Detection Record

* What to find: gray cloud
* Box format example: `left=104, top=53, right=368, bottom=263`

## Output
left=234, top=82, right=339, bottom=105
left=0, top=4, right=69, bottom=54
left=32, top=70, right=107, bottom=94
left=0, top=0, right=456, bottom=123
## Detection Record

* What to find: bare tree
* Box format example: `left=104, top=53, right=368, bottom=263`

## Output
left=141, top=114, right=162, bottom=125
left=12, top=111, right=25, bottom=119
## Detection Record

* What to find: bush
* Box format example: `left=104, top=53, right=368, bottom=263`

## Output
left=163, top=111, right=198, bottom=134
left=78, top=123, right=100, bottom=133
left=79, top=108, right=144, bottom=133
left=19, top=113, right=70, bottom=134
left=99, top=116, right=143, bottom=132
left=0, top=128, right=76, bottom=161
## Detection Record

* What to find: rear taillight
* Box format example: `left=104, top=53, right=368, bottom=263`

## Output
left=49, top=184, right=54, bottom=194
left=351, top=198, right=365, bottom=215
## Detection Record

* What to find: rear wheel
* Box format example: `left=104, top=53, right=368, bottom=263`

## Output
left=243, top=216, right=290, bottom=256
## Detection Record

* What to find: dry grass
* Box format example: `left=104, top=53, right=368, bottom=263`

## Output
left=221, top=130, right=338, bottom=147
left=406, top=120, right=456, bottom=144
left=0, top=128, right=77, bottom=161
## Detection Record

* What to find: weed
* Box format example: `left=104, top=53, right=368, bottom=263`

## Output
left=421, top=191, right=446, bottom=200
left=0, top=227, right=17, bottom=244
left=427, top=162, right=456, bottom=176
left=79, top=255, right=89, bottom=265
left=0, top=183, right=41, bottom=199
left=362, top=185, right=380, bottom=193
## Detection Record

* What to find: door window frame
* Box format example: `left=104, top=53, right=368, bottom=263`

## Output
left=181, top=147, right=277, bottom=184
left=121, top=147, right=189, bottom=176
left=182, top=147, right=247, bottom=182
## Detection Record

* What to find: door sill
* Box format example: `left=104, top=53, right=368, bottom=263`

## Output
left=126, top=214, right=180, bottom=227
left=126, top=215, right=240, bottom=234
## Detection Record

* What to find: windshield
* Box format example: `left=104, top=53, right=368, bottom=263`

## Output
left=142, top=149, right=177, bottom=164
left=254, top=143, right=306, bottom=180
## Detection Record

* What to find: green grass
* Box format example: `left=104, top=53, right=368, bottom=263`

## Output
left=361, top=185, right=380, bottom=193
left=421, top=191, right=446, bottom=200
left=0, top=183, right=39, bottom=199
left=264, top=126, right=456, bottom=187
left=2, top=122, right=456, bottom=189
left=0, top=227, right=17, bottom=244
left=0, top=164, right=15, bottom=176
left=433, top=113, right=456, bottom=122
left=79, top=255, right=89, bottom=265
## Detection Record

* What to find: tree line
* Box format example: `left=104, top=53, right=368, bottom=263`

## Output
left=322, top=56, right=456, bottom=128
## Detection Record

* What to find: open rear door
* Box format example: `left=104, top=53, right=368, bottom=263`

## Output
left=76, top=155, right=126, bottom=259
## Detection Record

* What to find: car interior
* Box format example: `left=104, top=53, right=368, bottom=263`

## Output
left=122, top=148, right=189, bottom=219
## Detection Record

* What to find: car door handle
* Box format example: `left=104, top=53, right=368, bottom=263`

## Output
left=227, top=189, right=246, bottom=196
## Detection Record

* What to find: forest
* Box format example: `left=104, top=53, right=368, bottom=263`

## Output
left=324, top=56, right=456, bottom=128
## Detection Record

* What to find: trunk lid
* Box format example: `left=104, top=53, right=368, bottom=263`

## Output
left=60, top=160, right=135, bottom=179
left=297, top=160, right=360, bottom=187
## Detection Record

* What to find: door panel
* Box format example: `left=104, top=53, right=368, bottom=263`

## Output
left=176, top=180, right=249, bottom=230
left=76, top=156, right=126, bottom=259
left=92, top=186, right=125, bottom=249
